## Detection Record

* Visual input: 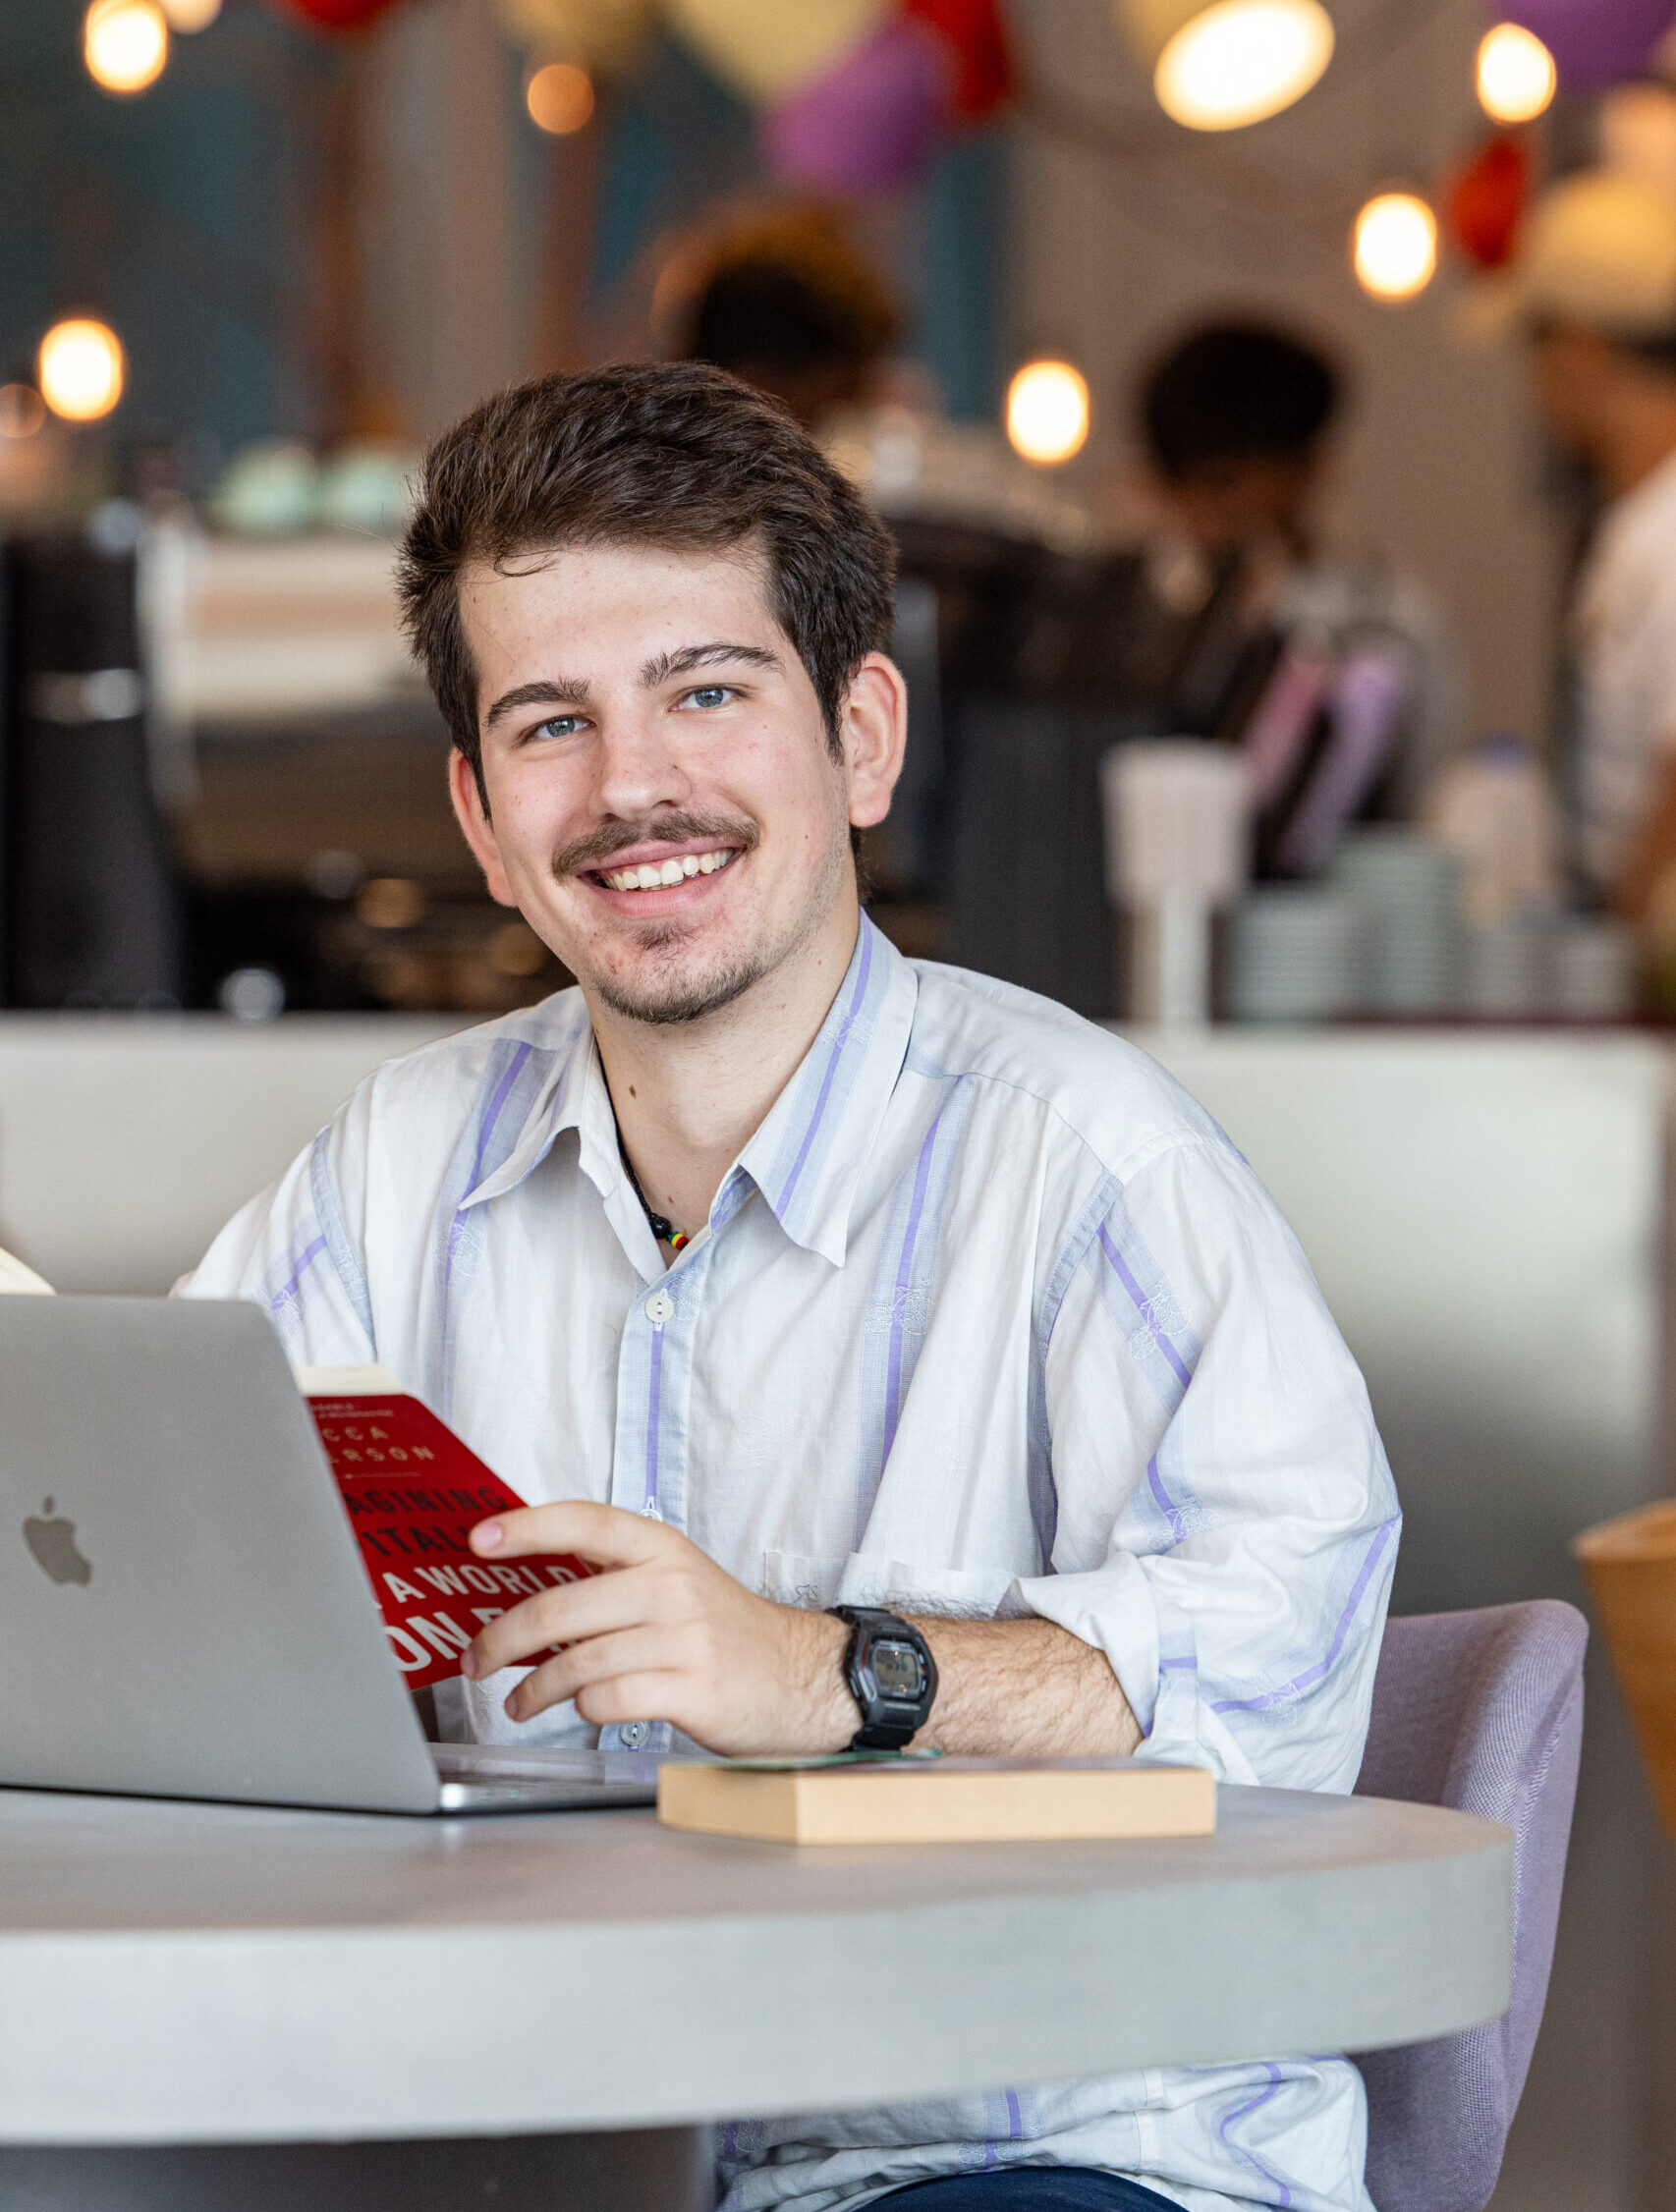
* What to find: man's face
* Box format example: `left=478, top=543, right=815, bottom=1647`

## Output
left=1158, top=451, right=1323, bottom=554
left=451, top=540, right=890, bottom=1027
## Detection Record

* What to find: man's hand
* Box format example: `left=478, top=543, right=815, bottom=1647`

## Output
left=459, top=1502, right=858, bottom=1754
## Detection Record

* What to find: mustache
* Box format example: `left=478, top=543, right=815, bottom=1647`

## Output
left=551, top=810, right=760, bottom=879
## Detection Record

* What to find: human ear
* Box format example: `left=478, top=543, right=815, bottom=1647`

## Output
left=842, top=653, right=908, bottom=831
left=448, top=748, right=519, bottom=908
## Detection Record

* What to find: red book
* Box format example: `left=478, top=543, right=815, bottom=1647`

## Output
left=297, top=1364, right=591, bottom=1691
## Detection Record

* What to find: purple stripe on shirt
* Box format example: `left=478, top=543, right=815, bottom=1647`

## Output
left=440, top=1042, right=536, bottom=1375
left=1146, top=1452, right=1188, bottom=1545
left=468, top=1041, right=533, bottom=1197
left=1211, top=1517, right=1397, bottom=1716
left=1097, top=1224, right=1194, bottom=1392
left=1214, top=2063, right=1294, bottom=2209
left=882, top=1112, right=941, bottom=1462
left=775, top=924, right=873, bottom=1215
left=644, top=1321, right=664, bottom=1513
left=269, top=1234, right=326, bottom=1316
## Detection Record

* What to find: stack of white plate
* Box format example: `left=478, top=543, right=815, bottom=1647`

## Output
left=1459, top=914, right=1637, bottom=1020
left=1461, top=921, right=1545, bottom=1018
left=1548, top=918, right=1636, bottom=1019
left=1330, top=829, right=1461, bottom=1016
left=1227, top=888, right=1368, bottom=1023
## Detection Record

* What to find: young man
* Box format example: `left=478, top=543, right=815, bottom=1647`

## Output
left=187, top=362, right=1398, bottom=2212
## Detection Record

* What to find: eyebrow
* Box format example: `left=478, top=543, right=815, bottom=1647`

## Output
left=640, top=640, right=783, bottom=687
left=483, top=677, right=593, bottom=731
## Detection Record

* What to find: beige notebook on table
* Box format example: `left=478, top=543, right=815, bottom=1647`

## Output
left=657, top=1754, right=1216, bottom=1846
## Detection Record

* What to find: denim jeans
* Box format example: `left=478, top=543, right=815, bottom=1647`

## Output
left=874, top=2170, right=1180, bottom=2210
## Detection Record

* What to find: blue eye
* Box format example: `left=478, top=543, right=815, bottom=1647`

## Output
left=534, top=715, right=585, bottom=741
left=684, top=686, right=732, bottom=709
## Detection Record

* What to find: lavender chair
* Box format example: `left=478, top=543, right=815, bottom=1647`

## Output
left=1350, top=1600, right=1587, bottom=2212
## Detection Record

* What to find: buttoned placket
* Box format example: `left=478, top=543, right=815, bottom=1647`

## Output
left=595, top=1186, right=744, bottom=1753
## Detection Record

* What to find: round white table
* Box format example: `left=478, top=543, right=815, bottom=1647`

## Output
left=0, top=1781, right=1511, bottom=2210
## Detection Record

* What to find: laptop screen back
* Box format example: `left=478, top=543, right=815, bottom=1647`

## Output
left=0, top=1297, right=440, bottom=1813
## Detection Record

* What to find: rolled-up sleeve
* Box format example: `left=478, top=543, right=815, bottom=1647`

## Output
left=1013, top=1134, right=1399, bottom=1793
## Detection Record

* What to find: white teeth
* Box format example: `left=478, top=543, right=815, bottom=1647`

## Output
left=599, top=849, right=736, bottom=892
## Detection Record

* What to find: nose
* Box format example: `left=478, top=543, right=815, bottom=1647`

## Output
left=588, top=702, right=694, bottom=825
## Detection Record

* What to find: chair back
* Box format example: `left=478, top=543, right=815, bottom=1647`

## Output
left=1352, top=1599, right=1587, bottom=2212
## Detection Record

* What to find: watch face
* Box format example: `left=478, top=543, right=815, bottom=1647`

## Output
left=871, top=1640, right=925, bottom=1700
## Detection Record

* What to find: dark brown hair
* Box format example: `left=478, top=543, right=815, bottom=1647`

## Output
left=1140, top=320, right=1341, bottom=481
left=396, top=361, right=897, bottom=806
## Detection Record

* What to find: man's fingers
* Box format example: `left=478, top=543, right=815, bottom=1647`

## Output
left=463, top=1567, right=650, bottom=1678
left=470, top=1499, right=670, bottom=1571
left=503, top=1627, right=671, bottom=1722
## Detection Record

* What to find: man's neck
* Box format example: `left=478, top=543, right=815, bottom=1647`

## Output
left=589, top=900, right=862, bottom=1244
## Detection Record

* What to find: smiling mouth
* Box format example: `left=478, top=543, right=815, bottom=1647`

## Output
left=590, top=849, right=741, bottom=894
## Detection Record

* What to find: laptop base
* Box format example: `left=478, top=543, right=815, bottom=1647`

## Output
left=428, top=1742, right=662, bottom=1815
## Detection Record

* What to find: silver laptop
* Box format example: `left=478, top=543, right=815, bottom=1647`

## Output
left=0, top=1295, right=661, bottom=1816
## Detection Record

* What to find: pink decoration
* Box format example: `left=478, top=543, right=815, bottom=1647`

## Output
left=762, top=19, right=951, bottom=193
left=1497, top=0, right=1675, bottom=87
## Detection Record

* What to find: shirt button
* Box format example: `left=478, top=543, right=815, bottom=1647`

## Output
left=644, top=1289, right=675, bottom=1325
left=620, top=1721, right=648, bottom=1748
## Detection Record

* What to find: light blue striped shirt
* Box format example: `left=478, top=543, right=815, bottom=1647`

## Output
left=187, top=914, right=1399, bottom=2212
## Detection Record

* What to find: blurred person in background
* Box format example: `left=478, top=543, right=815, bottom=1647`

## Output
left=669, top=204, right=902, bottom=432
left=1142, top=319, right=1339, bottom=568
left=1496, top=168, right=1676, bottom=929
left=1133, top=321, right=1461, bottom=875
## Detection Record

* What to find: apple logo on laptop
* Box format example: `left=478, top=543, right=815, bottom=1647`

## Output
left=23, top=1498, right=91, bottom=1585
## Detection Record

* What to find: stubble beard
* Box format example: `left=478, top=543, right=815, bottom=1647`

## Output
left=558, top=804, right=850, bottom=1030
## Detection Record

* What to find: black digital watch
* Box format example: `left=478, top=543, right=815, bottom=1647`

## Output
left=828, top=1605, right=938, bottom=1751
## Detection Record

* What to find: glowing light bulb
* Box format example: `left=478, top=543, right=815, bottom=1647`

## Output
left=1007, top=359, right=1090, bottom=466
left=37, top=319, right=125, bottom=423
left=84, top=0, right=169, bottom=92
left=159, top=0, right=221, bottom=28
left=1476, top=22, right=1555, bottom=125
left=1153, top=0, right=1333, bottom=131
left=1352, top=192, right=1438, bottom=302
left=526, top=61, right=594, bottom=135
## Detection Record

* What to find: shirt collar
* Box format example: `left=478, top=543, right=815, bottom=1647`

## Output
left=729, top=914, right=917, bottom=1265
left=462, top=913, right=917, bottom=1268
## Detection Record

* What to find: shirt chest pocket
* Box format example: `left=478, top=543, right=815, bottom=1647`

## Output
left=758, top=1550, right=1024, bottom=1619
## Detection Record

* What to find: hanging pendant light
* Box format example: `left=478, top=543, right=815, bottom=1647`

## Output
left=1352, top=191, right=1438, bottom=302
left=38, top=318, right=126, bottom=422
left=1115, top=0, right=1334, bottom=132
